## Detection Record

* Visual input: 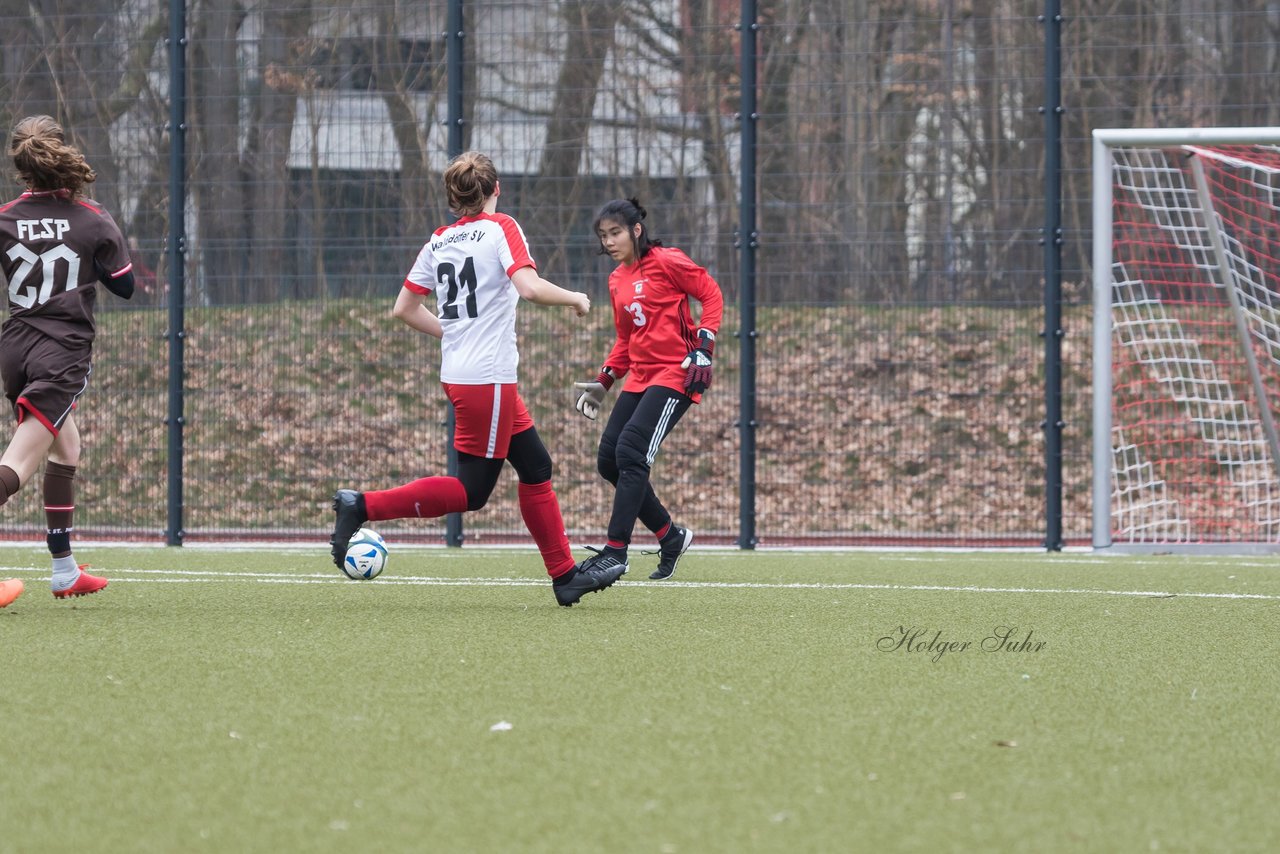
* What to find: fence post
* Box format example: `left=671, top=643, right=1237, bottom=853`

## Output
left=738, top=0, right=758, bottom=550
left=1041, top=0, right=1064, bottom=551
left=444, top=0, right=465, bottom=548
left=166, top=0, right=187, bottom=547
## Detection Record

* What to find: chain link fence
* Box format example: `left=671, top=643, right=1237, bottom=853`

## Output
left=1, top=1, right=1277, bottom=547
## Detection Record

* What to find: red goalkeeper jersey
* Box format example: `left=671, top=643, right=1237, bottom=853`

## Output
left=603, top=246, right=723, bottom=401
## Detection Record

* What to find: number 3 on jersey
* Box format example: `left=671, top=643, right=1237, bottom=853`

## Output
left=625, top=301, right=647, bottom=326
left=438, top=257, right=478, bottom=319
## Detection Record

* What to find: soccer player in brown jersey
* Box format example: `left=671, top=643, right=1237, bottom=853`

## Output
left=572, top=198, right=723, bottom=581
left=0, top=116, right=135, bottom=602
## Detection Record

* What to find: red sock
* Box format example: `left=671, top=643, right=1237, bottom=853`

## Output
left=363, top=477, right=467, bottom=521
left=518, top=480, right=575, bottom=578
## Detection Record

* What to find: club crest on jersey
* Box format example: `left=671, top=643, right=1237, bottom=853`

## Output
left=633, top=279, right=645, bottom=296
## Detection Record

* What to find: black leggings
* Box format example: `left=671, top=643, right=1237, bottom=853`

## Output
left=597, top=386, right=691, bottom=545
left=457, top=426, right=553, bottom=511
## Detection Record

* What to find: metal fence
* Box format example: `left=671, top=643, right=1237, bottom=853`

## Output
left=1, top=1, right=1277, bottom=548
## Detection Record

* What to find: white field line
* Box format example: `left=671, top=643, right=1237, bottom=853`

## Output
left=4, top=543, right=1277, bottom=570
left=2, top=565, right=1277, bottom=601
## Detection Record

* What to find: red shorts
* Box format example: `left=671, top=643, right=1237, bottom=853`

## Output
left=444, top=382, right=534, bottom=458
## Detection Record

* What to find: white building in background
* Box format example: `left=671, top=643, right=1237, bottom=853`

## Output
left=286, top=89, right=711, bottom=179
left=281, top=0, right=714, bottom=180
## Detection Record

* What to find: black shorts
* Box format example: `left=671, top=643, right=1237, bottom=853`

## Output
left=0, top=321, right=92, bottom=434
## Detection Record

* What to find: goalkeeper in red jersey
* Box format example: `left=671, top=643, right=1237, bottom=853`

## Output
left=572, top=198, right=723, bottom=580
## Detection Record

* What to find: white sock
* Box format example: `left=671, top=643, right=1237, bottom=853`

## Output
left=50, top=555, right=81, bottom=591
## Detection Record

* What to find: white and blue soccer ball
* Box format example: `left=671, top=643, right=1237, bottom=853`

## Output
left=342, top=528, right=388, bottom=580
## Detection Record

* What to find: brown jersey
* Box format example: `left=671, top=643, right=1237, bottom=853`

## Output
left=0, top=189, right=131, bottom=347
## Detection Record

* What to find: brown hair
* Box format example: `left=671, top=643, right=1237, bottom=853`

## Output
left=443, top=151, right=497, bottom=217
left=8, top=115, right=96, bottom=198
left=594, top=197, right=663, bottom=261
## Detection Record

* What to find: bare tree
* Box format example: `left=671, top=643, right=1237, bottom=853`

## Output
left=0, top=1, right=165, bottom=216
left=368, top=3, right=447, bottom=241
left=0, top=0, right=64, bottom=143
left=677, top=0, right=739, bottom=278
left=528, top=0, right=619, bottom=273
left=247, top=0, right=313, bottom=302
left=189, top=0, right=249, bottom=304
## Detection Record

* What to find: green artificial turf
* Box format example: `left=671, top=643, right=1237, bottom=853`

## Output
left=2, top=547, right=1278, bottom=853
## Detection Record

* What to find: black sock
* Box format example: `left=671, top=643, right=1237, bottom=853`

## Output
left=0, top=464, right=19, bottom=506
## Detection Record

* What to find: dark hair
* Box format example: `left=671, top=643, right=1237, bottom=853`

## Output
left=443, top=151, right=498, bottom=217
left=8, top=115, right=96, bottom=198
left=593, top=197, right=662, bottom=261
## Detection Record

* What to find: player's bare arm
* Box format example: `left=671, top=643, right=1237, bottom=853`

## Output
left=510, top=266, right=590, bottom=316
left=392, top=287, right=443, bottom=339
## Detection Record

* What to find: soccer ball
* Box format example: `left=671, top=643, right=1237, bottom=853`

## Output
left=342, top=528, right=388, bottom=580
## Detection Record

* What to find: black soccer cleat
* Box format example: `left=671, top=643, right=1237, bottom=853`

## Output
left=330, top=489, right=367, bottom=569
left=554, top=552, right=628, bottom=607
left=649, top=525, right=693, bottom=580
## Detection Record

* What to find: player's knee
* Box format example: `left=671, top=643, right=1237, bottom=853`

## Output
left=596, top=452, right=619, bottom=483
left=457, top=468, right=496, bottom=511
left=50, top=425, right=81, bottom=465
left=513, top=449, right=552, bottom=485
left=507, top=429, right=553, bottom=485
left=49, top=436, right=80, bottom=466
left=614, top=430, right=651, bottom=473
left=521, top=460, right=552, bottom=484
left=48, top=450, right=80, bottom=468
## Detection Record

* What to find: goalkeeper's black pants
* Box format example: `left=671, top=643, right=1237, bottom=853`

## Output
left=596, top=385, right=692, bottom=547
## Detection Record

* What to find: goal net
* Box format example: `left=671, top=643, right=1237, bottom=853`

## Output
left=1092, top=128, right=1280, bottom=552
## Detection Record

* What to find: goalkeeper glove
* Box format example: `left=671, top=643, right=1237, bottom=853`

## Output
left=573, top=368, right=616, bottom=421
left=680, top=330, right=716, bottom=396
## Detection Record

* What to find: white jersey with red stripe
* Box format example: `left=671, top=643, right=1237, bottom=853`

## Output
left=403, top=212, right=535, bottom=384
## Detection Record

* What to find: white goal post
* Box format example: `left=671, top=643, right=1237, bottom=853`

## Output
left=1093, top=127, right=1280, bottom=553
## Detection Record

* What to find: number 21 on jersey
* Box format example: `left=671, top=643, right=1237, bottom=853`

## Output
left=437, top=256, right=478, bottom=319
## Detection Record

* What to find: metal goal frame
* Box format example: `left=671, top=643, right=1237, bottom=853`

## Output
left=1092, top=126, right=1280, bottom=553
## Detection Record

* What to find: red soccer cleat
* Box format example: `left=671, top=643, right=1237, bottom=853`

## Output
left=0, top=578, right=23, bottom=608
left=52, top=566, right=108, bottom=599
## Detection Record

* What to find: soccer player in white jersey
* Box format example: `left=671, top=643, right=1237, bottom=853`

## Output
left=330, top=151, right=627, bottom=606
